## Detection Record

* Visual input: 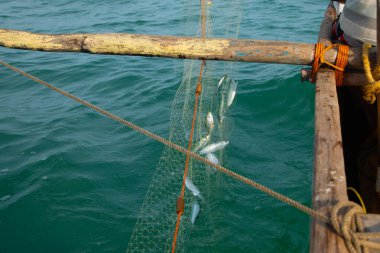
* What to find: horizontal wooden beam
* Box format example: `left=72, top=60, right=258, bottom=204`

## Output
left=0, top=28, right=373, bottom=69
left=301, top=68, right=366, bottom=86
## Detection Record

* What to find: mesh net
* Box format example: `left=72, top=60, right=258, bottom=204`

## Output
left=126, top=1, right=242, bottom=252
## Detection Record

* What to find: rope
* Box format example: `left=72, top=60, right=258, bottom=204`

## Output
left=172, top=1, right=208, bottom=251
left=2, top=59, right=380, bottom=252
left=347, top=187, right=367, bottom=214
left=330, top=201, right=364, bottom=253
left=311, top=42, right=349, bottom=86
left=362, top=43, right=380, bottom=104
left=0, top=58, right=328, bottom=222
left=171, top=60, right=204, bottom=253
left=311, top=43, right=324, bottom=83
left=329, top=201, right=379, bottom=253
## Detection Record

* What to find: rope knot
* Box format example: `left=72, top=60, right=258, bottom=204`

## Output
left=329, top=201, right=380, bottom=253
left=195, top=82, right=202, bottom=95
left=362, top=43, right=380, bottom=104
left=176, top=197, right=185, bottom=214
left=311, top=43, right=349, bottom=85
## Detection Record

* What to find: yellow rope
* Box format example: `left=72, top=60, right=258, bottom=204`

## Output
left=2, top=59, right=380, bottom=252
left=347, top=187, right=367, bottom=214
left=362, top=43, right=380, bottom=104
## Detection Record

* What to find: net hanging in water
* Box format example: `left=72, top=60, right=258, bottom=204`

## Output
left=126, top=1, right=242, bottom=252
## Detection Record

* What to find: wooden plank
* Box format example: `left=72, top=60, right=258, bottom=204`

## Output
left=317, top=2, right=336, bottom=46
left=376, top=0, right=380, bottom=200
left=301, top=68, right=367, bottom=86
left=310, top=2, right=349, bottom=253
left=362, top=214, right=380, bottom=234
left=310, top=69, right=349, bottom=253
left=0, top=28, right=372, bottom=69
left=361, top=214, right=380, bottom=253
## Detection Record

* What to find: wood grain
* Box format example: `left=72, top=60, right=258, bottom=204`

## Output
left=0, top=28, right=372, bottom=70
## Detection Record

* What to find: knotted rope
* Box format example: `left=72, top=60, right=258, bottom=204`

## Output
left=329, top=201, right=380, bottom=253
left=311, top=43, right=349, bottom=86
left=362, top=43, right=380, bottom=104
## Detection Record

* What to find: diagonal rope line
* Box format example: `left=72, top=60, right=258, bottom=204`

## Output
left=0, top=59, right=329, bottom=224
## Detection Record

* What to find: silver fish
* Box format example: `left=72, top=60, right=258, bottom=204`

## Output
left=193, top=134, right=210, bottom=152
left=206, top=153, right=218, bottom=172
left=199, top=141, right=229, bottom=155
left=185, top=176, right=203, bottom=200
left=206, top=153, right=219, bottom=165
left=191, top=200, right=200, bottom=224
left=218, top=94, right=225, bottom=124
left=227, top=79, right=237, bottom=107
left=217, top=74, right=228, bottom=91
left=205, top=112, right=214, bottom=132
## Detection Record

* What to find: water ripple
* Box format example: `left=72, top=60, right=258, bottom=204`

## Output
left=1, top=1, right=323, bottom=252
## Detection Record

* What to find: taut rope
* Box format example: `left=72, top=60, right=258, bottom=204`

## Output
left=1, top=59, right=380, bottom=252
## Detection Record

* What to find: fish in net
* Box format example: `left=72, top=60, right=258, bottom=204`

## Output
left=127, top=1, right=241, bottom=252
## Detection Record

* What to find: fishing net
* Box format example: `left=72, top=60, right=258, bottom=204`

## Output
left=126, top=1, right=241, bottom=252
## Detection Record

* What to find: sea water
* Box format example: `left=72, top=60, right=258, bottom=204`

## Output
left=0, top=1, right=327, bottom=252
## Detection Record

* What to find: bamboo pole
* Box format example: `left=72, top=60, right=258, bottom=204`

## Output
left=0, top=28, right=371, bottom=70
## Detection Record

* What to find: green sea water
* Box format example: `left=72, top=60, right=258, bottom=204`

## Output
left=0, top=1, right=328, bottom=252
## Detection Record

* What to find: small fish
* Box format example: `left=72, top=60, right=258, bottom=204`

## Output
left=185, top=177, right=203, bottom=200
left=218, top=94, right=225, bottom=124
left=191, top=200, right=200, bottom=224
left=199, top=141, right=229, bottom=155
left=206, top=153, right=218, bottom=172
left=193, top=135, right=210, bottom=152
left=217, top=74, right=228, bottom=91
left=206, top=153, right=219, bottom=165
left=227, top=79, right=237, bottom=107
left=205, top=112, right=214, bottom=132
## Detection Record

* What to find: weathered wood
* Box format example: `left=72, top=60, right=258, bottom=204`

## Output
left=310, top=69, right=349, bottom=253
left=317, top=2, right=336, bottom=46
left=376, top=0, right=380, bottom=199
left=362, top=214, right=380, bottom=234
left=301, top=68, right=367, bottom=86
left=377, top=0, right=380, bottom=64
left=310, top=2, right=349, bottom=253
left=0, top=28, right=372, bottom=70
left=361, top=214, right=380, bottom=253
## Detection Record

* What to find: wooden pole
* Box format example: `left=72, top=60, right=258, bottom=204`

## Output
left=317, top=1, right=335, bottom=46
left=376, top=0, right=380, bottom=197
left=301, top=68, right=367, bottom=86
left=0, top=28, right=370, bottom=69
left=201, top=0, right=206, bottom=38
left=311, top=70, right=349, bottom=253
left=310, top=2, right=349, bottom=253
